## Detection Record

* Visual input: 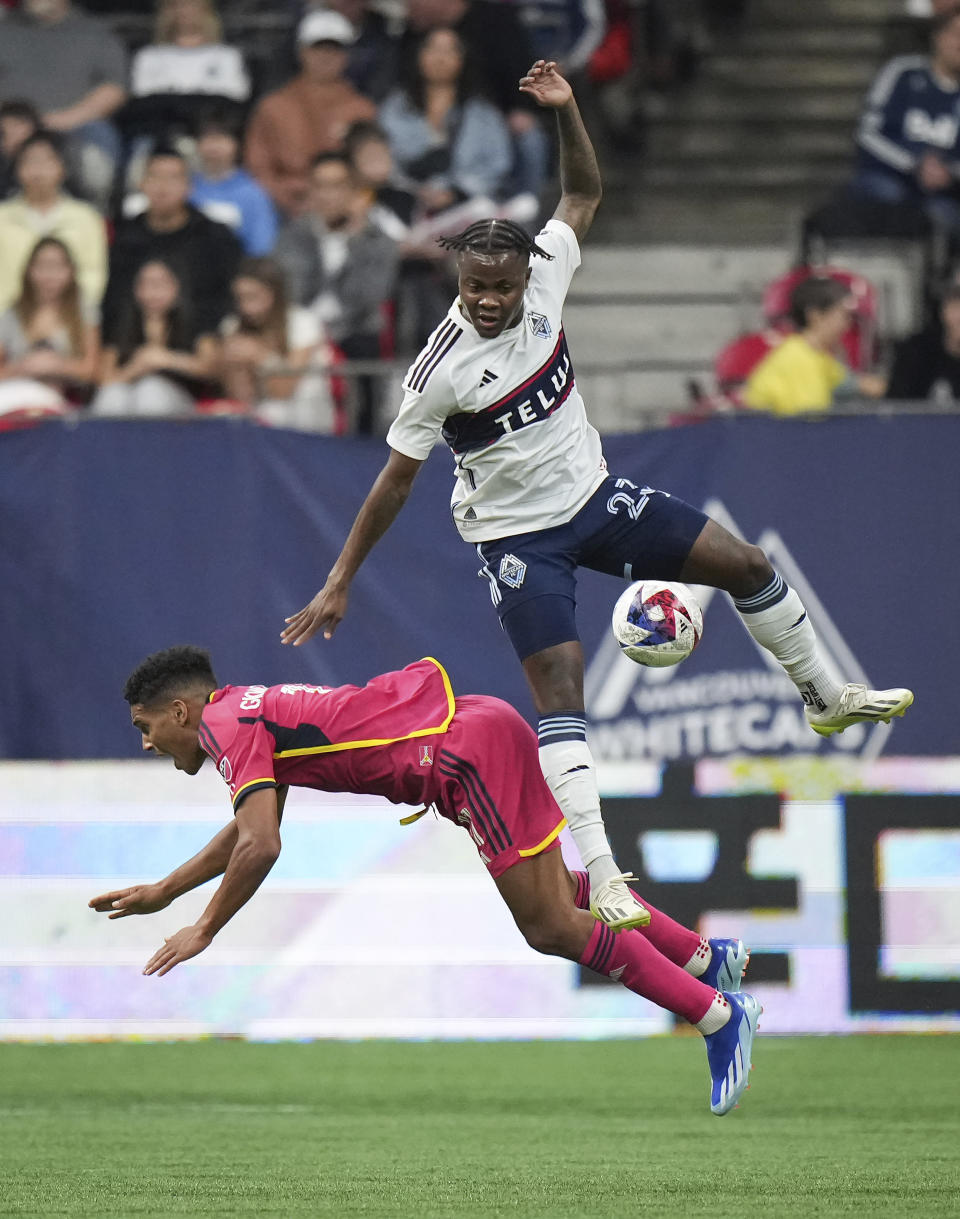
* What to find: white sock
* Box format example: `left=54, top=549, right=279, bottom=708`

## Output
left=695, top=991, right=732, bottom=1035
left=538, top=714, right=621, bottom=887
left=734, top=574, right=843, bottom=712
left=685, top=937, right=712, bottom=978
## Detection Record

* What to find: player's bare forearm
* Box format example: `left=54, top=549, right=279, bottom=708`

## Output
left=556, top=99, right=602, bottom=208
left=191, top=790, right=281, bottom=939
left=142, top=791, right=282, bottom=976
left=519, top=61, right=600, bottom=241
left=329, top=460, right=417, bottom=587
left=158, top=820, right=240, bottom=901
left=281, top=450, right=423, bottom=645
left=192, top=835, right=280, bottom=940
left=141, top=840, right=277, bottom=977
left=89, top=821, right=239, bottom=919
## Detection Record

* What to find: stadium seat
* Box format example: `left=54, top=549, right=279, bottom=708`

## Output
left=761, top=265, right=878, bottom=372
left=0, top=405, right=70, bottom=432
left=714, top=327, right=787, bottom=396
left=680, top=326, right=787, bottom=418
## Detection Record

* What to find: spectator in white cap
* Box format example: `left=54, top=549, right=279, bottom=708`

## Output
left=245, top=9, right=376, bottom=216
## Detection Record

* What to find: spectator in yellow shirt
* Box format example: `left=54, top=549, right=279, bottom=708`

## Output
left=744, top=276, right=885, bottom=415
left=0, top=132, right=107, bottom=314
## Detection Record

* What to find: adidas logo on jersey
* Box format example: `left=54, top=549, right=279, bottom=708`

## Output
left=479, top=369, right=498, bottom=386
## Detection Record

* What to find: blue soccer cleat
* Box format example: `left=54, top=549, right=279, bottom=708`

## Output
left=702, top=938, right=750, bottom=993
left=704, top=991, right=762, bottom=1116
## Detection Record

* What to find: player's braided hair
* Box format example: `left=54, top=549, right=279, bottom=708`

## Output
left=437, top=219, right=553, bottom=261
left=124, top=645, right=218, bottom=706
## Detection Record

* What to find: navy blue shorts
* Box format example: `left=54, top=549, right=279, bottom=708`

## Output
left=475, top=475, right=708, bottom=662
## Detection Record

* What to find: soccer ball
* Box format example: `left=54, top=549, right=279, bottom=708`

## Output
left=611, top=580, right=703, bottom=667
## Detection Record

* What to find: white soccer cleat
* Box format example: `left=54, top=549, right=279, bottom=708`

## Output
left=805, top=684, right=914, bottom=737
left=589, top=874, right=651, bottom=931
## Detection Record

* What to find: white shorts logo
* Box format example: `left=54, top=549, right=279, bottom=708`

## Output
left=498, top=554, right=527, bottom=589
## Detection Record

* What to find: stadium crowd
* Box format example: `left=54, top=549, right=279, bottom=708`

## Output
left=0, top=0, right=718, bottom=432
left=1, top=0, right=959, bottom=430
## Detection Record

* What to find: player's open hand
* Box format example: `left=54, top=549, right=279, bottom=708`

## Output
left=518, top=60, right=573, bottom=109
left=88, top=883, right=171, bottom=919
left=143, top=925, right=213, bottom=977
left=281, top=579, right=349, bottom=646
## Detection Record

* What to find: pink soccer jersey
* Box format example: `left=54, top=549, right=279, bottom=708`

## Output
left=199, top=658, right=456, bottom=812
left=197, top=657, right=567, bottom=877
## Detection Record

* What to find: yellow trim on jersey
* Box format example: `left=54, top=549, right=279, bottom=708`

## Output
left=232, top=777, right=278, bottom=807
left=517, top=817, right=567, bottom=858
left=272, top=657, right=456, bottom=759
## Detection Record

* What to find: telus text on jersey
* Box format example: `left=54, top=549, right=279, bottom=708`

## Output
left=442, top=333, right=575, bottom=454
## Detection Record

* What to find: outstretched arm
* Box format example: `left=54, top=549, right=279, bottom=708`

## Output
left=89, top=820, right=240, bottom=919
left=281, top=448, right=423, bottom=645
left=142, top=788, right=283, bottom=977
left=88, top=790, right=289, bottom=920
left=519, top=60, right=602, bottom=243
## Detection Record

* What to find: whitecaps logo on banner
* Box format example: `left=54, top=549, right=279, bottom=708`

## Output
left=584, top=499, right=890, bottom=763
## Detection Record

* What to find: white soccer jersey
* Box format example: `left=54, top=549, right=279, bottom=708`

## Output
left=386, top=219, right=607, bottom=543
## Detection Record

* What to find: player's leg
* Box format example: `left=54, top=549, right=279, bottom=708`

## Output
left=495, top=850, right=761, bottom=1115
left=680, top=518, right=913, bottom=734
left=521, top=634, right=649, bottom=929
left=495, top=848, right=717, bottom=1020
left=476, top=533, right=648, bottom=931
left=581, top=478, right=912, bottom=736
left=569, top=869, right=750, bottom=992
left=439, top=696, right=760, bottom=1115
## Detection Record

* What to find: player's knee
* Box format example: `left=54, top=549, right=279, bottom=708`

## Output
left=520, top=915, right=580, bottom=959
left=730, top=543, right=775, bottom=598
left=523, top=647, right=582, bottom=714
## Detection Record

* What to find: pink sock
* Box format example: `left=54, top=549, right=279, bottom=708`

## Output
left=579, top=920, right=716, bottom=1025
left=572, top=869, right=591, bottom=910
left=570, top=869, right=703, bottom=967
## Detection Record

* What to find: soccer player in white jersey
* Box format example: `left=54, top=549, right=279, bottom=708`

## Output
left=282, top=60, right=913, bottom=934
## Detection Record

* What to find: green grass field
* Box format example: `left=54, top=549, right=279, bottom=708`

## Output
left=1, top=1036, right=957, bottom=1218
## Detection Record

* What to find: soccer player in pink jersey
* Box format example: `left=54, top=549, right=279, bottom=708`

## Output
left=90, top=646, right=760, bottom=1115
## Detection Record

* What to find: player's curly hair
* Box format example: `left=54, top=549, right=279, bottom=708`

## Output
left=437, top=220, right=553, bottom=261
left=124, top=646, right=218, bottom=706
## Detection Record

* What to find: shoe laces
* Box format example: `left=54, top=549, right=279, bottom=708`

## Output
left=595, top=875, right=645, bottom=910
left=835, top=682, right=868, bottom=714
left=603, top=873, right=639, bottom=890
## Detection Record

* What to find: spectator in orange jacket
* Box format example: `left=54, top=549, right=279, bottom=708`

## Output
left=244, top=10, right=376, bottom=217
